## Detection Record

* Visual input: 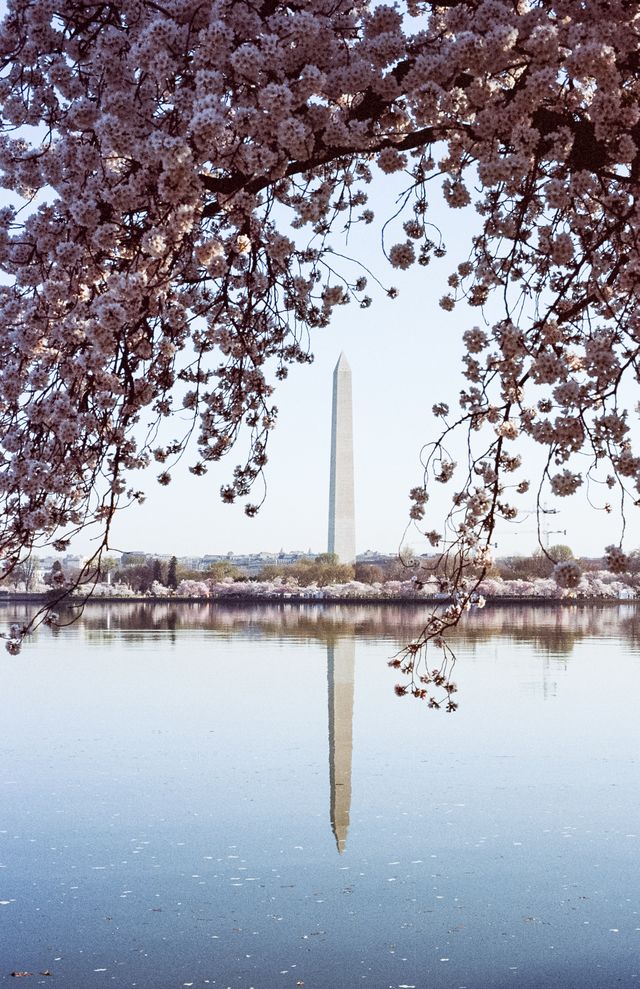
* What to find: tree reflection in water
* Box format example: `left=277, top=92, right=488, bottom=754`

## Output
left=1, top=599, right=637, bottom=655
left=2, top=601, right=639, bottom=725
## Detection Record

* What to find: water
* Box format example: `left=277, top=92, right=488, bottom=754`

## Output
left=1, top=602, right=640, bottom=988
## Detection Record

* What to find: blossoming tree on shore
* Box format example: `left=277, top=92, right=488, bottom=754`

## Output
left=1, top=0, right=640, bottom=683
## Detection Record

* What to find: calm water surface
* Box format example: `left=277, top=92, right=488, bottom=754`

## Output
left=1, top=602, right=640, bottom=988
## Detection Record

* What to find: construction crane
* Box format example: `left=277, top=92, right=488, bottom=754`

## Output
left=502, top=505, right=567, bottom=553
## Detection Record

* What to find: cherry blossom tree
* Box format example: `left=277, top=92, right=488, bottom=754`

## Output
left=1, top=0, right=640, bottom=673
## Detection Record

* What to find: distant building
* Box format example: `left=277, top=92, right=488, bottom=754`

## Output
left=120, top=551, right=149, bottom=566
left=114, top=548, right=399, bottom=577
left=38, top=553, right=84, bottom=572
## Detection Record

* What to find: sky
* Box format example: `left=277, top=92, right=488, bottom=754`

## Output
left=88, top=181, right=640, bottom=563
left=3, top=168, right=639, bottom=562
left=1, top=77, right=638, bottom=563
left=104, top=260, right=467, bottom=560
left=91, top=178, right=480, bottom=560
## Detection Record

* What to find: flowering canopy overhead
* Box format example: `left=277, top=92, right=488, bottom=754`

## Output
left=1, top=0, right=640, bottom=642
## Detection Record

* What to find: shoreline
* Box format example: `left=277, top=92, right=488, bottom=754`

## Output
left=1, top=592, right=639, bottom=607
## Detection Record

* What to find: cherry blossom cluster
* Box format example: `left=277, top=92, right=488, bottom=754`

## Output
left=1, top=0, right=640, bottom=660
left=604, top=544, right=629, bottom=574
left=552, top=560, right=583, bottom=590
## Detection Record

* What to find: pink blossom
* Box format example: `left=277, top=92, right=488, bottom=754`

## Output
left=0, top=0, right=638, bottom=655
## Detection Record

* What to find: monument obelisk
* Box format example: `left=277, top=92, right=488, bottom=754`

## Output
left=328, top=353, right=356, bottom=564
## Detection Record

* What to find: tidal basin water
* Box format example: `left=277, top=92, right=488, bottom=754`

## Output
left=2, top=602, right=640, bottom=988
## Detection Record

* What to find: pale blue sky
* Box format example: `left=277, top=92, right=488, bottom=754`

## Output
left=105, top=265, right=467, bottom=559
left=0, top=94, right=637, bottom=560
left=102, top=179, right=475, bottom=559
left=97, top=180, right=640, bottom=562
left=2, top=175, right=637, bottom=560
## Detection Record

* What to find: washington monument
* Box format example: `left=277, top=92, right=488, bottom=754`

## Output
left=328, top=353, right=356, bottom=564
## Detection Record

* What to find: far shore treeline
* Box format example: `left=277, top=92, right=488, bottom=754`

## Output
left=4, top=546, right=640, bottom=603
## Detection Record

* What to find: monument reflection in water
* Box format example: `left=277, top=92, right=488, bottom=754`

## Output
left=327, top=637, right=355, bottom=853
